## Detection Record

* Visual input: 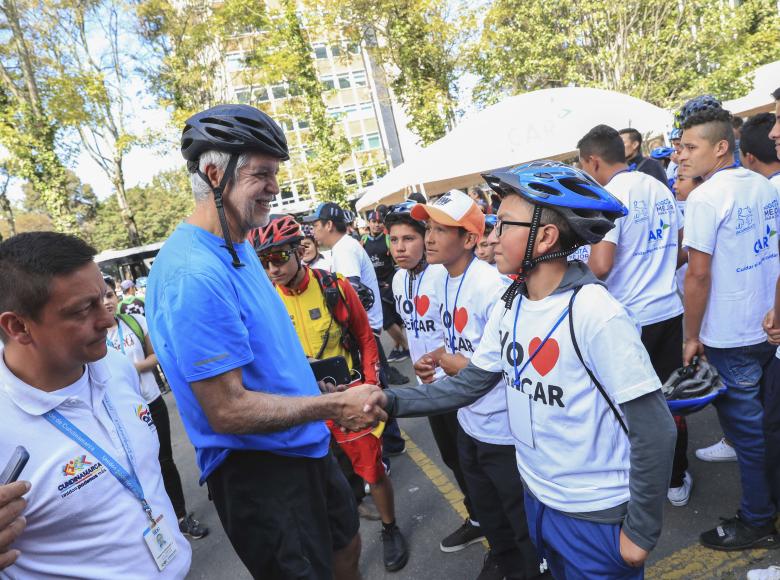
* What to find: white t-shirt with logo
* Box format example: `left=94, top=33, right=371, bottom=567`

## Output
left=439, top=258, right=511, bottom=445
left=0, top=347, right=191, bottom=579
left=330, top=235, right=383, bottom=330
left=471, top=283, right=661, bottom=512
left=107, top=314, right=161, bottom=403
left=675, top=200, right=688, bottom=296
left=683, top=167, right=780, bottom=348
left=602, top=171, right=683, bottom=326
left=392, top=264, right=448, bottom=383
left=567, top=245, right=590, bottom=263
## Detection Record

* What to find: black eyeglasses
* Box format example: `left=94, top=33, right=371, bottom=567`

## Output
left=495, top=218, right=540, bottom=237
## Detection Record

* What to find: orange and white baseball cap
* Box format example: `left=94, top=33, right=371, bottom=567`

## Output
left=410, top=189, right=485, bottom=237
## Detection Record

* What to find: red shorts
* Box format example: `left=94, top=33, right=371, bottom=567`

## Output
left=326, top=422, right=384, bottom=484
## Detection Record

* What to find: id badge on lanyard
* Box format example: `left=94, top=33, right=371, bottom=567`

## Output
left=44, top=394, right=177, bottom=571
left=506, top=299, right=570, bottom=448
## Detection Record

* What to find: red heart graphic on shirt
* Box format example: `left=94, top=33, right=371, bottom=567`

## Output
left=414, top=295, right=430, bottom=316
left=528, top=337, right=559, bottom=376
left=454, top=307, right=469, bottom=333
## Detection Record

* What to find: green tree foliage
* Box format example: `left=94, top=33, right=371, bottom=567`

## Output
left=22, top=169, right=98, bottom=225
left=305, top=0, right=460, bottom=145
left=468, top=0, right=780, bottom=108
left=90, top=167, right=193, bottom=251
left=0, top=0, right=79, bottom=234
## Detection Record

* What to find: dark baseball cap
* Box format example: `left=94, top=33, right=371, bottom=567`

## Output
left=302, top=202, right=347, bottom=224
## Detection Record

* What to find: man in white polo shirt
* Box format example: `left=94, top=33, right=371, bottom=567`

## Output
left=578, top=124, right=691, bottom=507
left=0, top=232, right=191, bottom=579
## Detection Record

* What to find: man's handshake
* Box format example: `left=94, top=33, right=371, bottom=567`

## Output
left=329, top=384, right=389, bottom=431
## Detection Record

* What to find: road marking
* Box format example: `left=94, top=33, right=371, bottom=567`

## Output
left=401, top=429, right=489, bottom=548
left=647, top=544, right=775, bottom=579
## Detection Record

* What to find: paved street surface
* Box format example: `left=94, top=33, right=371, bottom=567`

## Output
left=168, top=348, right=780, bottom=580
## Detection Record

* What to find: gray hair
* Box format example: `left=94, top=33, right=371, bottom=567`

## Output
left=190, top=150, right=250, bottom=202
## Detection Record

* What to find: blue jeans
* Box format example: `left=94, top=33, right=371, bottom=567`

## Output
left=524, top=492, right=643, bottom=580
left=705, top=342, right=776, bottom=526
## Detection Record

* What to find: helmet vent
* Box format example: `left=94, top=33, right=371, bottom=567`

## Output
left=205, top=127, right=242, bottom=142
left=235, top=116, right=266, bottom=129
left=560, top=178, right=601, bottom=199
left=201, top=117, right=234, bottom=128
left=527, top=182, right=561, bottom=197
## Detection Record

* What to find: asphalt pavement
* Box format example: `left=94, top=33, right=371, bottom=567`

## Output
left=167, top=349, right=780, bottom=580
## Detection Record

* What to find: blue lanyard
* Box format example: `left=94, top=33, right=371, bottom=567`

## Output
left=511, top=295, right=570, bottom=388
left=607, top=168, right=631, bottom=184
left=709, top=162, right=738, bottom=179
left=444, top=256, right=475, bottom=351
left=107, top=319, right=125, bottom=354
left=43, top=394, right=156, bottom=526
left=405, top=266, right=427, bottom=339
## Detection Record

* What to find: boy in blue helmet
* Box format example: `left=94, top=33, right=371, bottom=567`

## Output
left=367, top=162, right=677, bottom=578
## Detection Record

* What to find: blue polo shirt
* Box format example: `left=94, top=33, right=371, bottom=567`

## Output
left=147, top=223, right=330, bottom=483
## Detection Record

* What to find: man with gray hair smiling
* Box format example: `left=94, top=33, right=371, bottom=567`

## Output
left=146, top=104, right=386, bottom=579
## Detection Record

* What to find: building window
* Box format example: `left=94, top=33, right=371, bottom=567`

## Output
left=327, top=105, right=341, bottom=118
left=297, top=119, right=310, bottom=130
left=321, top=76, right=335, bottom=90
left=330, top=45, right=341, bottom=57
left=337, top=74, right=351, bottom=89
left=352, top=70, right=367, bottom=87
left=254, top=87, right=269, bottom=102
left=271, top=84, right=288, bottom=99
left=343, top=170, right=358, bottom=186
left=347, top=43, right=360, bottom=54
left=226, top=53, right=244, bottom=72
left=366, top=132, right=381, bottom=149
left=277, top=116, right=293, bottom=132
left=235, top=89, right=251, bottom=104
left=360, top=101, right=373, bottom=112
left=313, top=44, right=328, bottom=59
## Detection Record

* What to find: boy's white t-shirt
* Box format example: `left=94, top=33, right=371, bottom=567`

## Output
left=392, top=264, right=448, bottom=383
left=329, top=235, right=384, bottom=330
left=567, top=245, right=590, bottom=263
left=439, top=258, right=512, bottom=445
left=602, top=171, right=683, bottom=326
left=675, top=200, right=688, bottom=296
left=471, top=283, right=661, bottom=513
left=683, top=167, right=780, bottom=348
left=107, top=314, right=161, bottom=403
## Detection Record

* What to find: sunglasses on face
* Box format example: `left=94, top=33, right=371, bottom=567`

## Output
left=259, top=250, right=294, bottom=268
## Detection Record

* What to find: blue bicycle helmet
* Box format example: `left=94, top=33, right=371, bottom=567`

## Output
left=651, top=146, right=674, bottom=160
left=678, top=95, right=722, bottom=125
left=484, top=214, right=498, bottom=229
left=383, top=201, right=426, bottom=237
left=663, top=358, right=726, bottom=416
left=482, top=161, right=627, bottom=245
left=483, top=161, right=627, bottom=308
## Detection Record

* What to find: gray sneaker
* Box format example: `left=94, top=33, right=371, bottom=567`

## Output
left=178, top=513, right=209, bottom=540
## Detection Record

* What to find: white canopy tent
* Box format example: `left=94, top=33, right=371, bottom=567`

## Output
left=356, top=87, right=673, bottom=211
left=723, top=60, right=780, bottom=117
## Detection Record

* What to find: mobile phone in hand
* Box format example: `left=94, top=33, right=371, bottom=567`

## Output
left=0, top=446, right=30, bottom=485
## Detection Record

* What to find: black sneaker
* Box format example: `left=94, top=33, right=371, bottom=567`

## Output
left=440, top=518, right=485, bottom=553
left=700, top=515, right=779, bottom=551
left=381, top=524, right=409, bottom=572
left=387, top=348, right=410, bottom=362
left=179, top=513, right=209, bottom=540
left=386, top=366, right=409, bottom=385
left=477, top=550, right=504, bottom=580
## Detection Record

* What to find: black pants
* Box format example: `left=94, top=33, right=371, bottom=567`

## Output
left=428, top=411, right=476, bottom=521
left=640, top=314, right=688, bottom=488
left=148, top=395, right=186, bottom=519
left=761, top=356, right=780, bottom=510
left=207, top=451, right=358, bottom=580
left=457, top=425, right=540, bottom=579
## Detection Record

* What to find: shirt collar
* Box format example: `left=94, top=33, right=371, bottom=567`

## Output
left=0, top=346, right=110, bottom=416
left=277, top=267, right=313, bottom=296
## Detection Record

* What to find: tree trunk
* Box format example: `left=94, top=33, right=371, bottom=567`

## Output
left=113, top=156, right=141, bottom=246
left=0, top=191, right=15, bottom=237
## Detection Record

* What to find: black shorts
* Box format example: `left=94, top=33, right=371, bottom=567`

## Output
left=380, top=284, right=402, bottom=330
left=207, top=450, right=359, bottom=580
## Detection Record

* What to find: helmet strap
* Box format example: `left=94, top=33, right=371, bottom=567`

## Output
left=197, top=154, right=243, bottom=269
left=501, top=205, right=579, bottom=309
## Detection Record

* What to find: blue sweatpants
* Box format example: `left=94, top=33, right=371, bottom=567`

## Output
left=524, top=492, right=644, bottom=580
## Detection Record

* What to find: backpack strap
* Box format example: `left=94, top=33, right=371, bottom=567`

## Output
left=311, top=269, right=353, bottom=360
left=567, top=286, right=629, bottom=434
left=116, top=312, right=147, bottom=356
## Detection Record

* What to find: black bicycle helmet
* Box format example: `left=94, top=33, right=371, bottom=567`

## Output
left=181, top=104, right=289, bottom=172
left=180, top=104, right=290, bottom=268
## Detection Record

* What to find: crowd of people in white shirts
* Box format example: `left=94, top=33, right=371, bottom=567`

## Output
left=0, top=90, right=779, bottom=580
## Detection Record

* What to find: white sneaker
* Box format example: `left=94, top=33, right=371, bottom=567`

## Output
left=695, top=437, right=737, bottom=462
left=667, top=471, right=693, bottom=506
left=748, top=566, right=780, bottom=580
